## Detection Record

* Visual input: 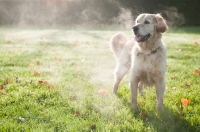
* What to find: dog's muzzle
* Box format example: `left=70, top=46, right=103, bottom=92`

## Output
left=132, top=26, right=151, bottom=42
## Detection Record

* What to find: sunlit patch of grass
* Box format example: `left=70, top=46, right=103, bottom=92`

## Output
left=0, top=27, right=200, bottom=131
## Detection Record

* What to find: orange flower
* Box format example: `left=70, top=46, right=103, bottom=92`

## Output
left=194, top=41, right=198, bottom=46
left=181, top=98, right=191, bottom=106
left=69, top=94, right=77, bottom=100
left=98, top=89, right=108, bottom=96
left=51, top=57, right=62, bottom=61
left=46, top=83, right=54, bottom=89
left=0, top=89, right=6, bottom=94
left=36, top=60, right=41, bottom=65
left=0, top=84, right=5, bottom=89
left=6, top=77, right=12, bottom=83
left=141, top=102, right=146, bottom=106
left=34, top=70, right=41, bottom=75
left=185, top=83, right=190, bottom=88
left=38, top=80, right=54, bottom=89
left=75, top=110, right=80, bottom=115
left=29, top=63, right=34, bottom=67
left=7, top=40, right=11, bottom=44
left=85, top=41, right=90, bottom=45
left=74, top=67, right=80, bottom=72
left=194, top=69, right=200, bottom=75
left=38, top=80, right=44, bottom=85
left=19, top=39, right=25, bottom=42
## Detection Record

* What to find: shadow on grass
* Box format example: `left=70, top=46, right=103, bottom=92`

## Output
left=117, top=89, right=199, bottom=132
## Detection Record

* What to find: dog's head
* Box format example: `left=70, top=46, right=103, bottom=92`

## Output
left=132, top=13, right=168, bottom=42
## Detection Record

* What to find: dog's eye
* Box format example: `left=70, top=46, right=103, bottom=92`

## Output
left=144, top=21, right=150, bottom=24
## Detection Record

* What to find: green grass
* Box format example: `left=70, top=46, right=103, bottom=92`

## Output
left=0, top=26, right=200, bottom=131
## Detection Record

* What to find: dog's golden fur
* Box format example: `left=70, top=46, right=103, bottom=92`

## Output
left=110, top=13, right=168, bottom=111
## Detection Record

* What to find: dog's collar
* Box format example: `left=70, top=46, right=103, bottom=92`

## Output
left=137, top=46, right=160, bottom=57
left=151, top=46, right=160, bottom=54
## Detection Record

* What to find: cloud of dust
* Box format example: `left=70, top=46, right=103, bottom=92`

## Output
left=0, top=0, right=82, bottom=26
left=0, top=0, right=134, bottom=28
left=111, top=8, right=134, bottom=29
left=0, top=0, right=186, bottom=28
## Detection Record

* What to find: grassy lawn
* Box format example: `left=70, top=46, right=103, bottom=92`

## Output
left=0, top=26, right=200, bottom=131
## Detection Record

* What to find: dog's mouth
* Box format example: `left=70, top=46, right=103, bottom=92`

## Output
left=134, top=34, right=151, bottom=42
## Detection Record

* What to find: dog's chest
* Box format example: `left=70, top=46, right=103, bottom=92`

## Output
left=137, top=54, right=157, bottom=71
left=133, top=51, right=165, bottom=76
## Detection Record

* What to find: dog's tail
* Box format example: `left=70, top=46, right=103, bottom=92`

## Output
left=109, top=32, right=128, bottom=61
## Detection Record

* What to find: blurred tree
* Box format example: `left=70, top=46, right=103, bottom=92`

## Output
left=116, top=0, right=200, bottom=26
left=0, top=0, right=199, bottom=26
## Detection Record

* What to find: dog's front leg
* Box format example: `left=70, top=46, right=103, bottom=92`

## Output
left=155, top=78, right=165, bottom=112
left=130, top=76, right=139, bottom=110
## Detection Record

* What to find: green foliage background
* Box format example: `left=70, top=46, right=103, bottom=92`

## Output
left=0, top=0, right=199, bottom=26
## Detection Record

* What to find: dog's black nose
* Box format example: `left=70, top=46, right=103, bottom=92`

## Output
left=132, top=26, right=139, bottom=32
left=132, top=26, right=139, bottom=35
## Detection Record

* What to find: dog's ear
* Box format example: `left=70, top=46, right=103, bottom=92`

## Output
left=155, top=14, right=168, bottom=33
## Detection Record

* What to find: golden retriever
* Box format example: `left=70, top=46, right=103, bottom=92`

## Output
left=110, top=13, right=168, bottom=111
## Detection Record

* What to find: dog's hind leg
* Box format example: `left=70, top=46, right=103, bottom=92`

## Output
left=113, top=61, right=130, bottom=94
